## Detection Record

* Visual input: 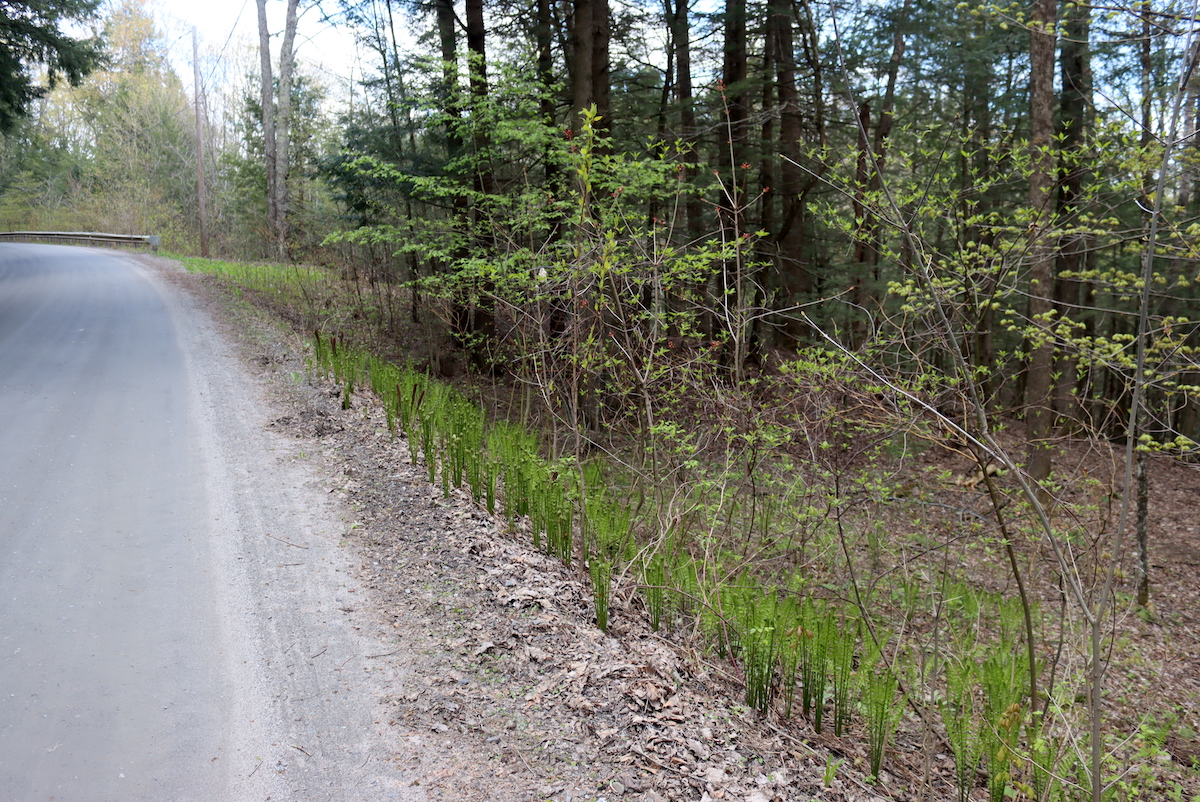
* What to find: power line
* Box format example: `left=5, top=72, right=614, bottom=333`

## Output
left=197, top=0, right=252, bottom=95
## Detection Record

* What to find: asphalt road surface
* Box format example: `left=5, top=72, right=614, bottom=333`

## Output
left=0, top=245, right=415, bottom=801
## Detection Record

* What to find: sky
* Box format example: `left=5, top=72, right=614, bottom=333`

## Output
left=151, top=0, right=360, bottom=104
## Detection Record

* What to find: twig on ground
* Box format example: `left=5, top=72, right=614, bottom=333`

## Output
left=267, top=532, right=310, bottom=549
left=506, top=742, right=537, bottom=774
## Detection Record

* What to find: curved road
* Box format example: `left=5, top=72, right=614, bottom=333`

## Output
left=0, top=245, right=414, bottom=801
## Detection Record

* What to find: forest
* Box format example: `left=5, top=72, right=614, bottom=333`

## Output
left=3, top=0, right=1200, bottom=798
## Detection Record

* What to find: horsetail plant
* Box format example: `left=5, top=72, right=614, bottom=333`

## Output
left=829, top=615, right=857, bottom=737
left=726, top=584, right=778, bottom=712
left=742, top=621, right=777, bottom=713
left=590, top=557, right=612, bottom=632
left=776, top=604, right=803, bottom=718
left=798, top=597, right=828, bottom=723
left=483, top=457, right=499, bottom=514
left=640, top=550, right=666, bottom=632
left=586, top=493, right=632, bottom=633
left=981, top=649, right=1023, bottom=802
left=863, top=663, right=900, bottom=781
left=544, top=482, right=573, bottom=563
left=941, top=659, right=983, bottom=802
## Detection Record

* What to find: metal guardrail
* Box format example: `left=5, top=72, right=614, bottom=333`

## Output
left=0, top=231, right=161, bottom=251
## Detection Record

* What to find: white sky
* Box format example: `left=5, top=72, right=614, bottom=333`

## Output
left=150, top=0, right=360, bottom=104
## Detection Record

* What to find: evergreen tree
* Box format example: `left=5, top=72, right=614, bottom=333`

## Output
left=0, top=0, right=104, bottom=132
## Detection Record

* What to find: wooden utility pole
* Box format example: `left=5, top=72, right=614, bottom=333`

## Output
left=192, top=27, right=209, bottom=258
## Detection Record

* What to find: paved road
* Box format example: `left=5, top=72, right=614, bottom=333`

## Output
left=0, top=245, right=414, bottom=801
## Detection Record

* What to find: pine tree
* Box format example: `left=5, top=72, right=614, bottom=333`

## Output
left=0, top=0, right=104, bottom=132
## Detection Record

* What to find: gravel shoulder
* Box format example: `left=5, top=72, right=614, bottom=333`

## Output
left=144, top=255, right=424, bottom=801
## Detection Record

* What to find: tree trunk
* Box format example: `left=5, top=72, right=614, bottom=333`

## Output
left=1136, top=448, right=1151, bottom=608
left=963, top=10, right=996, bottom=404
left=672, top=0, right=698, bottom=238
left=465, top=0, right=492, bottom=196
left=713, top=0, right=748, bottom=369
left=1025, top=0, right=1056, bottom=495
left=382, top=0, right=406, bottom=154
left=1054, top=0, right=1092, bottom=427
left=571, top=0, right=610, bottom=136
left=463, top=0, right=496, bottom=368
left=1178, top=38, right=1200, bottom=211
left=434, top=0, right=472, bottom=355
left=720, top=0, right=747, bottom=186
left=759, top=11, right=776, bottom=239
left=536, top=0, right=558, bottom=184
left=569, top=0, right=591, bottom=128
left=275, top=0, right=299, bottom=260
left=255, top=0, right=278, bottom=251
left=850, top=98, right=872, bottom=349
left=191, top=27, right=209, bottom=258
left=435, top=0, right=460, bottom=146
left=775, top=0, right=824, bottom=341
left=855, top=0, right=907, bottom=283
left=593, top=0, right=610, bottom=135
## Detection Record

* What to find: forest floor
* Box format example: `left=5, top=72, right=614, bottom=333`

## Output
left=146, top=253, right=1200, bottom=802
